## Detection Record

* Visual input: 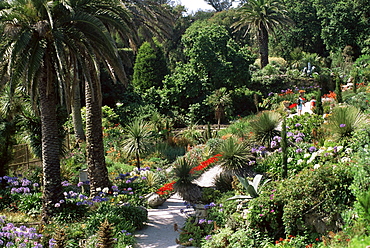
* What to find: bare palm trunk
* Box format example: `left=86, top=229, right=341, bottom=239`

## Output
left=259, top=26, right=269, bottom=68
left=85, top=77, right=110, bottom=197
left=71, top=81, right=85, bottom=143
left=40, top=56, right=63, bottom=223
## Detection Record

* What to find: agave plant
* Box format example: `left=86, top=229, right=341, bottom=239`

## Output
left=227, top=174, right=271, bottom=201
left=217, top=136, right=254, bottom=176
left=173, top=157, right=202, bottom=203
left=249, top=111, right=281, bottom=146
left=327, top=105, right=365, bottom=138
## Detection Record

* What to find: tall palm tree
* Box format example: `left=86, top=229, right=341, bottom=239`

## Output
left=0, top=0, right=68, bottom=222
left=71, top=0, right=174, bottom=196
left=232, top=0, right=293, bottom=68
left=0, top=0, right=133, bottom=219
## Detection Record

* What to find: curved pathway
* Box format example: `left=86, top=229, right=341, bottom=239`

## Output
left=134, top=193, right=192, bottom=248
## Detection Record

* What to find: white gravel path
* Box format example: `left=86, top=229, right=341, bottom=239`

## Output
left=134, top=193, right=192, bottom=248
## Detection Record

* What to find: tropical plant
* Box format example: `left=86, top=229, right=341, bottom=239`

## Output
left=227, top=174, right=271, bottom=201
left=206, top=87, right=232, bottom=129
left=327, top=105, right=365, bottom=138
left=173, top=157, right=202, bottom=203
left=232, top=0, right=293, bottom=68
left=249, top=110, right=281, bottom=146
left=0, top=0, right=72, bottom=221
left=122, top=119, right=153, bottom=170
left=217, top=136, right=254, bottom=176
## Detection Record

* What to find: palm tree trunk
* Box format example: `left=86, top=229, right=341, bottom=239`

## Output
left=71, top=81, right=85, bottom=143
left=85, top=77, right=110, bottom=197
left=39, top=56, right=63, bottom=223
left=258, top=26, right=269, bottom=68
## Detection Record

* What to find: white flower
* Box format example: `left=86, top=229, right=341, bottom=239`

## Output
left=345, top=148, right=353, bottom=154
left=102, top=187, right=109, bottom=193
left=318, top=148, right=326, bottom=154
left=96, top=187, right=102, bottom=192
left=130, top=171, right=137, bottom=176
left=341, top=157, right=351, bottom=163
left=327, top=147, right=334, bottom=152
left=307, top=153, right=317, bottom=164
left=314, top=164, right=321, bottom=169
left=304, top=153, right=311, bottom=159
left=297, top=159, right=304, bottom=165
left=337, top=146, right=344, bottom=152
left=288, top=158, right=293, bottom=163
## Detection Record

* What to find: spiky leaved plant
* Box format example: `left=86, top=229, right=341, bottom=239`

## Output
left=97, top=219, right=115, bottom=248
left=173, top=157, right=202, bottom=203
left=217, top=136, right=254, bottom=176
left=327, top=105, right=365, bottom=139
left=249, top=111, right=281, bottom=146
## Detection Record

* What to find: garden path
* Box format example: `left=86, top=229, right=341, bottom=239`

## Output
left=134, top=167, right=220, bottom=248
left=134, top=193, right=195, bottom=248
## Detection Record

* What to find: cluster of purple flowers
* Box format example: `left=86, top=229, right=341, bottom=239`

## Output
left=287, top=131, right=305, bottom=143
left=0, top=177, right=40, bottom=196
left=251, top=146, right=267, bottom=155
left=0, top=216, right=43, bottom=247
left=308, top=146, right=317, bottom=153
left=115, top=173, right=139, bottom=184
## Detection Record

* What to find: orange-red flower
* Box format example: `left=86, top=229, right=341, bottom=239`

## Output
left=189, top=154, right=222, bottom=174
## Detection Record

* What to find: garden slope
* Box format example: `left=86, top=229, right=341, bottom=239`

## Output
left=134, top=103, right=312, bottom=247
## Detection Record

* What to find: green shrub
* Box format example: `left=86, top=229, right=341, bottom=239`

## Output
left=17, top=192, right=42, bottom=217
left=277, top=163, right=354, bottom=235
left=217, top=137, right=254, bottom=176
left=86, top=202, right=147, bottom=236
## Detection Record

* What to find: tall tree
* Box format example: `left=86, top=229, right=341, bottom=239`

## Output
left=0, top=0, right=66, bottom=222
left=232, top=0, right=293, bottom=68
left=133, top=39, right=168, bottom=91
left=205, top=0, right=234, bottom=11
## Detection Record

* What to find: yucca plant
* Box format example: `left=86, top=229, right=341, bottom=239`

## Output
left=173, top=157, right=202, bottom=203
left=122, top=119, right=153, bottom=169
left=249, top=111, right=281, bottom=146
left=217, top=136, right=254, bottom=176
left=327, top=105, right=365, bottom=138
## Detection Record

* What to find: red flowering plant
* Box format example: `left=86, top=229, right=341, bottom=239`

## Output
left=189, top=154, right=222, bottom=174
left=156, top=181, right=176, bottom=197
left=156, top=154, right=222, bottom=197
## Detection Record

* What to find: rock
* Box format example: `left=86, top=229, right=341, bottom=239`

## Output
left=145, top=192, right=166, bottom=207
